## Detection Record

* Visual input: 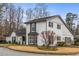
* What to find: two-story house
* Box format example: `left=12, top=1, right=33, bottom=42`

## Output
left=25, top=15, right=74, bottom=46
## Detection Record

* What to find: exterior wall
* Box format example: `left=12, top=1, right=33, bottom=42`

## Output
left=16, top=36, right=22, bottom=44
left=6, top=37, right=12, bottom=43
left=6, top=32, right=17, bottom=43
left=26, top=22, right=47, bottom=46
left=36, top=22, right=47, bottom=33
left=26, top=24, right=30, bottom=45
left=26, top=17, right=74, bottom=46
left=6, top=32, right=26, bottom=45
left=6, top=35, right=23, bottom=45
left=47, top=17, right=74, bottom=42
left=36, top=22, right=47, bottom=46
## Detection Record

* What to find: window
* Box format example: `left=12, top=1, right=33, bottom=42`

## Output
left=31, top=23, right=36, bottom=32
left=28, top=35, right=37, bottom=44
left=57, top=24, right=61, bottom=29
left=57, top=36, right=61, bottom=41
left=65, top=37, right=71, bottom=43
left=49, top=22, right=53, bottom=27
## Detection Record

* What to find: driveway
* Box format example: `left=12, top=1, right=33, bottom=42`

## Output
left=0, top=47, right=46, bottom=56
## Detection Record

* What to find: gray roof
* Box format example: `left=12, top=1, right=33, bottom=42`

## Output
left=25, top=15, right=57, bottom=24
left=16, top=28, right=26, bottom=36
left=4, top=28, right=26, bottom=37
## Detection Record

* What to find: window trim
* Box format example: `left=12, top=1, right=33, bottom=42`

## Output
left=65, top=37, right=71, bottom=43
left=57, top=36, right=61, bottom=41
left=49, top=22, right=53, bottom=28
left=57, top=24, right=61, bottom=29
left=28, top=35, right=37, bottom=44
left=30, top=23, right=36, bottom=32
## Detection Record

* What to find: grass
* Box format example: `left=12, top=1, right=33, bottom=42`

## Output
left=0, top=44, right=10, bottom=47
left=1, top=44, right=79, bottom=54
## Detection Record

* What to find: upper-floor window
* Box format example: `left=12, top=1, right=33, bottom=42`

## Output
left=57, top=24, right=61, bottom=29
left=57, top=36, right=61, bottom=41
left=31, top=23, right=36, bottom=32
left=49, top=22, right=53, bottom=28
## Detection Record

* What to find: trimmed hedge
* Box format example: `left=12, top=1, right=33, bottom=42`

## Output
left=74, top=37, right=79, bottom=46
left=57, top=42, right=65, bottom=47
left=38, top=46, right=57, bottom=51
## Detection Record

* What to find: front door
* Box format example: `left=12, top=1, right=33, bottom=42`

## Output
left=22, top=36, right=26, bottom=45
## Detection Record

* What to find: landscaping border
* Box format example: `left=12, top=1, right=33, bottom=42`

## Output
left=0, top=46, right=79, bottom=55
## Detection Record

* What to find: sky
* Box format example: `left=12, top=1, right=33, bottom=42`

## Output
left=14, top=3, right=79, bottom=25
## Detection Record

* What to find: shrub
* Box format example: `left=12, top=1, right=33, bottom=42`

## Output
left=37, top=46, right=57, bottom=51
left=8, top=41, right=11, bottom=44
left=57, top=42, right=65, bottom=47
left=75, top=37, right=79, bottom=42
left=74, top=37, right=79, bottom=46
left=75, top=42, right=79, bottom=46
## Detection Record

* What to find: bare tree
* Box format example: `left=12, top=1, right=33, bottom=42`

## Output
left=33, top=3, right=49, bottom=18
left=16, top=7, right=23, bottom=30
left=8, top=4, right=16, bottom=32
left=0, top=3, right=10, bottom=39
left=0, top=3, right=25, bottom=40
left=26, top=8, right=33, bottom=20
left=26, top=3, right=49, bottom=21
left=41, top=30, right=55, bottom=46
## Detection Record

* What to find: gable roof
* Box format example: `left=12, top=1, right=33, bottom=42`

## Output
left=4, top=34, right=11, bottom=37
left=4, top=28, right=26, bottom=37
left=25, top=15, right=57, bottom=24
left=25, top=15, right=73, bottom=36
left=3, top=32, right=13, bottom=37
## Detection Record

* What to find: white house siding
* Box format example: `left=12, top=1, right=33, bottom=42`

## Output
left=11, top=32, right=17, bottom=43
left=26, top=24, right=30, bottom=45
left=26, top=16, right=74, bottom=46
left=26, top=22, right=47, bottom=46
left=6, top=36, right=23, bottom=45
left=6, top=32, right=17, bottom=43
left=16, top=36, right=22, bottom=44
left=36, top=22, right=47, bottom=46
left=47, top=17, right=74, bottom=43
left=6, top=37, right=12, bottom=43
left=11, top=32, right=16, bottom=37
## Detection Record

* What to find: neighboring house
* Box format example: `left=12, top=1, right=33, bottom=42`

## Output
left=16, top=29, right=26, bottom=45
left=5, top=29, right=26, bottom=45
left=5, top=32, right=16, bottom=43
left=25, top=15, right=74, bottom=46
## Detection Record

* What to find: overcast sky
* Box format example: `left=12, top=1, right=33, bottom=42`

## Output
left=14, top=3, right=79, bottom=25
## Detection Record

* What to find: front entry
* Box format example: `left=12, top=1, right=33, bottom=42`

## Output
left=22, top=36, right=26, bottom=45
left=12, top=37, right=16, bottom=43
left=28, top=35, right=37, bottom=45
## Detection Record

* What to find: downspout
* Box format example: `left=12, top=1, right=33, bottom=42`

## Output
left=26, top=24, right=28, bottom=45
left=46, top=20, right=48, bottom=45
left=46, top=20, right=47, bottom=32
